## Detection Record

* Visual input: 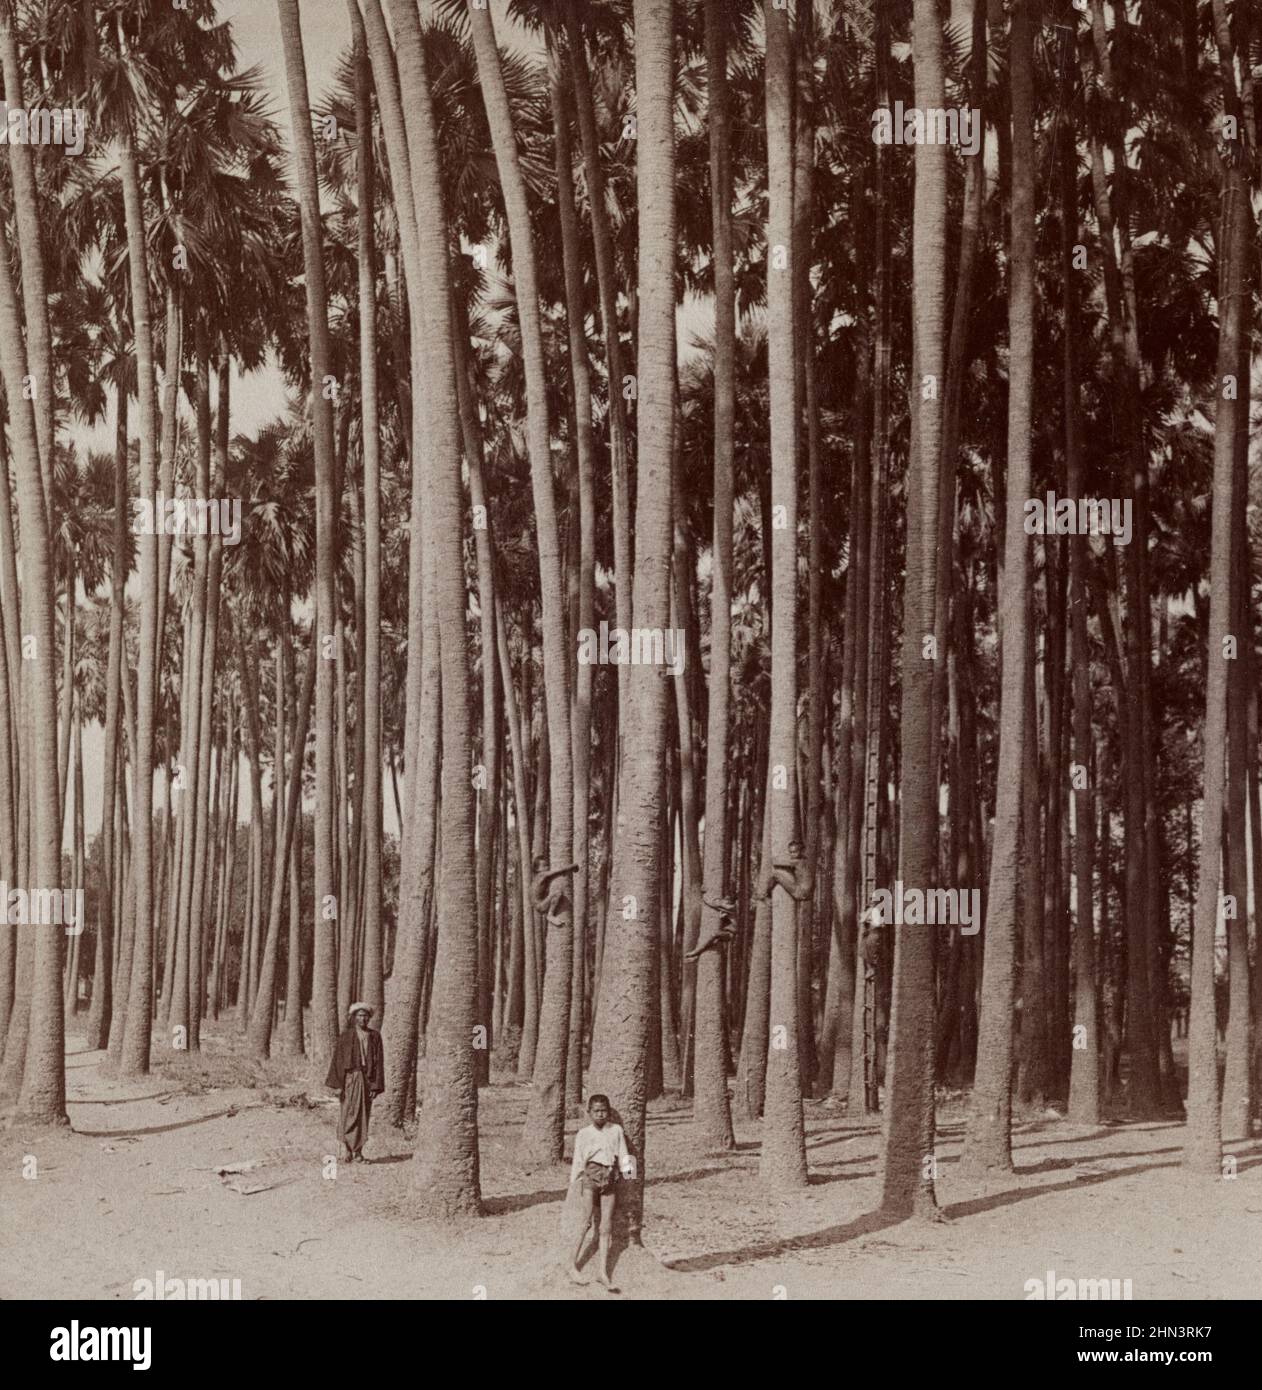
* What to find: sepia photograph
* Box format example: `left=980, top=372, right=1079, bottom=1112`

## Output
left=0, top=0, right=1258, bottom=1346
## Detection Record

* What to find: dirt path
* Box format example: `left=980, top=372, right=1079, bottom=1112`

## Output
left=2, top=1022, right=1259, bottom=1300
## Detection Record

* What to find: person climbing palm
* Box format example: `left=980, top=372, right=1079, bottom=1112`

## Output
left=757, top=837, right=815, bottom=902
left=531, top=856, right=579, bottom=926
left=684, top=891, right=739, bottom=961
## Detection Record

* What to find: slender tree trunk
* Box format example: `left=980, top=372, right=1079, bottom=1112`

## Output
left=1063, top=115, right=1099, bottom=1124
left=85, top=391, right=130, bottom=1050
left=1186, top=3, right=1249, bottom=1171
left=757, top=0, right=807, bottom=1189
left=385, top=0, right=481, bottom=1215
left=878, top=0, right=950, bottom=1216
left=691, top=0, right=737, bottom=1153
left=278, top=0, right=341, bottom=1078
left=115, top=118, right=160, bottom=1081
left=961, top=0, right=1035, bottom=1180
left=468, top=0, right=574, bottom=1166
left=588, top=0, right=675, bottom=1239
left=547, top=38, right=594, bottom=1117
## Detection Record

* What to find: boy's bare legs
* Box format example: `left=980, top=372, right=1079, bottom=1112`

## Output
left=569, top=1184, right=595, bottom=1282
left=596, top=1190, right=618, bottom=1289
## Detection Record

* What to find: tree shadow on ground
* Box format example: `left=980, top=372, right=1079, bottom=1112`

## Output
left=1008, top=1147, right=1181, bottom=1175
left=661, top=1206, right=905, bottom=1272
left=482, top=1185, right=568, bottom=1216
left=71, top=1107, right=254, bottom=1138
left=66, top=1092, right=177, bottom=1107
left=1012, top=1120, right=1178, bottom=1148
left=1009, top=1125, right=1118, bottom=1149
left=669, top=1139, right=1233, bottom=1274
left=941, top=1156, right=1180, bottom=1219
left=807, top=1131, right=878, bottom=1157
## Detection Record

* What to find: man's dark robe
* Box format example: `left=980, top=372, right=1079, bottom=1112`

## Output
left=326, top=1026, right=385, bottom=1158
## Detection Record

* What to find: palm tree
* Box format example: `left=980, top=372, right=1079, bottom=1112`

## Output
left=383, top=0, right=481, bottom=1217
left=79, top=290, right=136, bottom=1052
left=758, top=0, right=807, bottom=1189
left=960, top=0, right=1036, bottom=1180
left=467, top=0, right=575, bottom=1167
left=1062, top=103, right=1098, bottom=1125
left=692, top=0, right=736, bottom=1156
left=0, top=192, right=63, bottom=1122
left=588, top=0, right=675, bottom=1242
left=277, top=0, right=341, bottom=1075
left=877, top=0, right=952, bottom=1216
left=358, top=0, right=444, bottom=1133
left=545, top=26, right=594, bottom=1117
left=1185, top=5, right=1250, bottom=1174
left=98, top=5, right=166, bottom=1081
left=348, top=0, right=384, bottom=1025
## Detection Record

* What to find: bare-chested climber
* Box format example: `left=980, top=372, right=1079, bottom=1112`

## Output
left=859, top=896, right=884, bottom=979
left=531, top=855, right=579, bottom=926
left=757, top=838, right=815, bottom=903
left=684, top=891, right=739, bottom=962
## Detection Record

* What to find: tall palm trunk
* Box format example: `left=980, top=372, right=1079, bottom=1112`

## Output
left=65, top=710, right=84, bottom=1016
left=1063, top=116, right=1098, bottom=1123
left=692, top=0, right=736, bottom=1153
left=1185, top=41, right=1249, bottom=1167
left=280, top=632, right=311, bottom=1056
left=452, top=298, right=500, bottom=1090
left=0, top=498, right=15, bottom=1045
left=189, top=358, right=228, bottom=1048
left=1222, top=405, right=1253, bottom=1139
left=249, top=629, right=316, bottom=1057
left=588, top=0, right=675, bottom=1240
left=349, top=4, right=384, bottom=1022
left=357, top=0, right=444, bottom=1130
left=116, top=122, right=161, bottom=1080
left=961, top=0, right=1035, bottom=1178
left=547, top=35, right=594, bottom=1117
left=384, top=0, right=481, bottom=1215
left=85, top=390, right=129, bottom=1051
left=758, top=0, right=807, bottom=1189
left=0, top=174, right=63, bottom=1120
left=170, top=333, right=212, bottom=1047
left=468, top=0, right=575, bottom=1166
left=878, top=0, right=949, bottom=1215
left=278, top=0, right=340, bottom=1073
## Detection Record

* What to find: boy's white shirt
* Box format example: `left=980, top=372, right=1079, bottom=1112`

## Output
left=570, top=1122, right=635, bottom=1183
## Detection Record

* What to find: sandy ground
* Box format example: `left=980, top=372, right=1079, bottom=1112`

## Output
left=2, top=1017, right=1260, bottom=1301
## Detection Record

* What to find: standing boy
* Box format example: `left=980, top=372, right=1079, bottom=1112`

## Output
left=568, top=1094, right=634, bottom=1289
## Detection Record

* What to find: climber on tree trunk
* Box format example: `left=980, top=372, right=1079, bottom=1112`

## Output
left=685, top=891, right=738, bottom=961
left=758, top=837, right=815, bottom=902
left=532, top=856, right=579, bottom=926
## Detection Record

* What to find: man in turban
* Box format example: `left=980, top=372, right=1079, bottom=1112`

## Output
left=326, top=1003, right=385, bottom=1163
